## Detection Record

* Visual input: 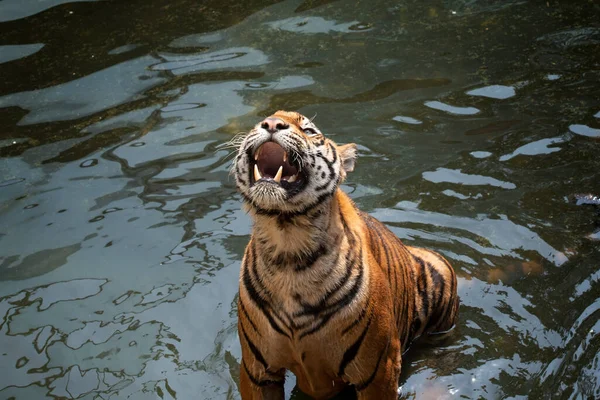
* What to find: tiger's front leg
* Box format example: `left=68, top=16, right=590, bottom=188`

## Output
left=352, top=338, right=401, bottom=400
left=239, top=357, right=285, bottom=400
left=238, top=303, right=285, bottom=400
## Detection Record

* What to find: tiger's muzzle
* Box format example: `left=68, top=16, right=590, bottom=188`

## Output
left=248, top=140, right=308, bottom=196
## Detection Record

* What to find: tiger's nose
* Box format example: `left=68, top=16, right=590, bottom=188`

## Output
left=260, top=117, right=289, bottom=133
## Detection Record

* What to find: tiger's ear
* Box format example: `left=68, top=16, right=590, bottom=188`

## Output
left=339, top=143, right=357, bottom=174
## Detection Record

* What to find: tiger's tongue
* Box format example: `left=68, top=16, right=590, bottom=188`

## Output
left=255, top=142, right=298, bottom=182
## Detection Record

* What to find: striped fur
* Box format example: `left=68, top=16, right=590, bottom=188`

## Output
left=233, top=111, right=459, bottom=399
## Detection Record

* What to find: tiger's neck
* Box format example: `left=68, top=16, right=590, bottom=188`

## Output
left=250, top=190, right=354, bottom=265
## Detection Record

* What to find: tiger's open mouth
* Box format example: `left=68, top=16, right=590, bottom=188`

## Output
left=250, top=142, right=307, bottom=193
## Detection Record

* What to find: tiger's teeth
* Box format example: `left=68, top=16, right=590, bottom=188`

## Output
left=287, top=173, right=298, bottom=183
left=254, top=164, right=262, bottom=181
left=274, top=166, right=283, bottom=183
left=283, top=152, right=287, bottom=163
left=254, top=148, right=261, bottom=160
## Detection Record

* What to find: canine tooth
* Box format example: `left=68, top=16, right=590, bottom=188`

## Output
left=254, top=164, right=262, bottom=181
left=287, top=173, right=298, bottom=183
left=274, top=166, right=283, bottom=183
left=283, top=152, right=287, bottom=162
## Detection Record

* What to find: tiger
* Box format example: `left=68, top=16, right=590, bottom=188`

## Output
left=232, top=110, right=459, bottom=399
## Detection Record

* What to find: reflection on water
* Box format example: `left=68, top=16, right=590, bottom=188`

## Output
left=0, top=43, right=45, bottom=63
left=267, top=16, right=372, bottom=34
left=466, top=85, right=516, bottom=100
left=422, top=168, right=517, bottom=189
left=498, top=136, right=565, bottom=162
left=1, top=0, right=600, bottom=399
left=570, top=124, right=600, bottom=138
left=425, top=101, right=481, bottom=116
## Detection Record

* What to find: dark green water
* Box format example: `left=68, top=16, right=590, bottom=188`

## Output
left=1, top=0, right=599, bottom=398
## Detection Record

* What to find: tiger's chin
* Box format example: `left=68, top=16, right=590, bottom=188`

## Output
left=247, top=182, right=288, bottom=210
left=244, top=182, right=313, bottom=215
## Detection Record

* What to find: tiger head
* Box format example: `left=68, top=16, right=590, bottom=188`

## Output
left=233, top=110, right=357, bottom=216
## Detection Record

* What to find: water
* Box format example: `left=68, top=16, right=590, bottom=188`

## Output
left=1, top=0, right=599, bottom=398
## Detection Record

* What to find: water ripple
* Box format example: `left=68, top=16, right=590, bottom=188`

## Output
left=422, top=168, right=517, bottom=189
left=372, top=202, right=567, bottom=266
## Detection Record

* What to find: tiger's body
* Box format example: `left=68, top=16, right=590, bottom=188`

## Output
left=233, top=111, right=459, bottom=399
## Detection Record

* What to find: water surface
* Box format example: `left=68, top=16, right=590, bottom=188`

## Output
left=1, top=0, right=600, bottom=399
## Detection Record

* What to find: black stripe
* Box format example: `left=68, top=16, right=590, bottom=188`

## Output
left=434, top=276, right=458, bottom=333
left=292, top=191, right=334, bottom=215
left=248, top=253, right=295, bottom=335
left=281, top=308, right=298, bottom=332
left=338, top=314, right=373, bottom=376
left=298, top=248, right=364, bottom=339
left=354, top=346, right=386, bottom=392
left=240, top=322, right=268, bottom=369
left=410, top=317, right=421, bottom=340
left=243, top=274, right=289, bottom=338
left=372, top=223, right=392, bottom=282
left=295, top=244, right=328, bottom=271
left=248, top=243, right=271, bottom=297
left=401, top=300, right=410, bottom=348
left=425, top=263, right=445, bottom=332
left=264, top=242, right=329, bottom=272
left=398, top=252, right=410, bottom=346
left=242, top=362, right=284, bottom=387
left=432, top=250, right=459, bottom=324
left=388, top=243, right=397, bottom=293
left=368, top=230, right=380, bottom=261
left=443, top=267, right=457, bottom=326
left=362, top=216, right=381, bottom=261
left=320, top=242, right=355, bottom=300
left=388, top=244, right=401, bottom=327
left=314, top=179, right=333, bottom=193
left=408, top=267, right=419, bottom=342
left=295, top=214, right=355, bottom=316
left=239, top=300, right=260, bottom=335
left=242, top=245, right=291, bottom=338
left=299, top=313, right=334, bottom=339
left=341, top=304, right=368, bottom=335
left=314, top=146, right=337, bottom=192
left=309, top=232, right=343, bottom=282
left=295, top=244, right=355, bottom=317
left=413, top=256, right=430, bottom=316
left=328, top=143, right=337, bottom=163
left=250, top=258, right=294, bottom=337
left=319, top=247, right=364, bottom=314
left=428, top=261, right=445, bottom=286
left=339, top=208, right=355, bottom=244
left=430, top=250, right=454, bottom=272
